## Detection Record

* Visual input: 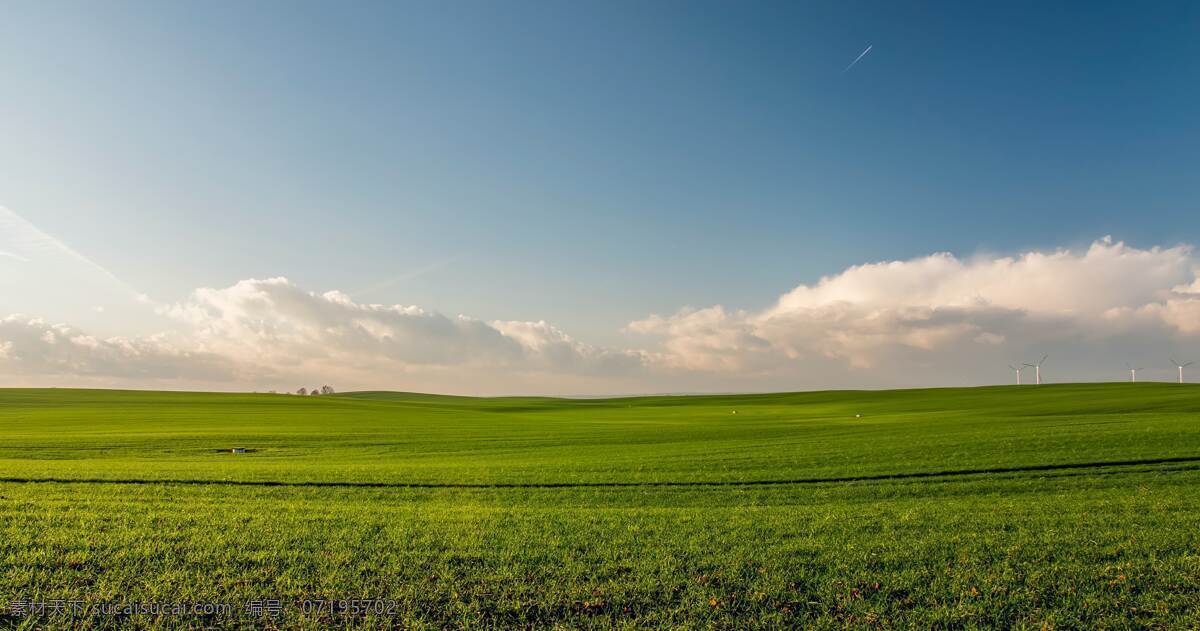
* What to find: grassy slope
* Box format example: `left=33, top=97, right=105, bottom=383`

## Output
left=1, top=384, right=1199, bottom=628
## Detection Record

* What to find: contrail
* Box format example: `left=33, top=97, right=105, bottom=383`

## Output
left=844, top=44, right=873, bottom=72
left=0, top=204, right=146, bottom=300
left=350, top=255, right=462, bottom=298
left=0, top=249, right=30, bottom=263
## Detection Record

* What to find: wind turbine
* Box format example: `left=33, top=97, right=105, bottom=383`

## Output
left=1171, top=358, right=1194, bottom=384
left=1125, top=362, right=1142, bottom=383
left=1008, top=364, right=1022, bottom=385
left=1023, top=355, right=1047, bottom=385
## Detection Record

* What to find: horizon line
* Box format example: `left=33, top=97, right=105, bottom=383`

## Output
left=1, top=381, right=1194, bottom=401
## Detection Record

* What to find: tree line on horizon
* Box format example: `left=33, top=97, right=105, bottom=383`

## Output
left=293, top=385, right=334, bottom=396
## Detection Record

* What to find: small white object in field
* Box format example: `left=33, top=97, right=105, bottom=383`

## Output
left=731, top=410, right=737, bottom=414
left=232, top=447, right=247, bottom=454
left=855, top=414, right=862, bottom=418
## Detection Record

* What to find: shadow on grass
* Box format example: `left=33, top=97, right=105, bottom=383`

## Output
left=2, top=456, right=1200, bottom=489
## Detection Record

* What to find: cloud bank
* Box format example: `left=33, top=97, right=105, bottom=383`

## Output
left=629, top=237, right=1200, bottom=377
left=3, top=238, right=1200, bottom=393
left=158, top=277, right=646, bottom=381
left=0, top=316, right=233, bottom=383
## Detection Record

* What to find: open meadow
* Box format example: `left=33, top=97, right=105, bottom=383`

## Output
left=2, top=384, right=1200, bottom=628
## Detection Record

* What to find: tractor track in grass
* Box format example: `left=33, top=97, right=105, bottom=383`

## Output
left=1, top=455, right=1199, bottom=490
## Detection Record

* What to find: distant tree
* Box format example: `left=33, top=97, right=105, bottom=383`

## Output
left=296, top=387, right=307, bottom=396
left=320, top=385, right=335, bottom=395
left=310, top=387, right=320, bottom=396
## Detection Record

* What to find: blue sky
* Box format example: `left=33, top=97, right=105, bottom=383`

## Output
left=2, top=1, right=1200, bottom=393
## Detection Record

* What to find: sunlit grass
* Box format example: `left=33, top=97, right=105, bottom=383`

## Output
left=2, top=384, right=1199, bottom=628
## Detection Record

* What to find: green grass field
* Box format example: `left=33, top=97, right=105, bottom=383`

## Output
left=2, top=384, right=1199, bottom=628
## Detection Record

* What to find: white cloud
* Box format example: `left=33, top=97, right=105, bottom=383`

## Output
left=490, top=319, right=646, bottom=375
left=1, top=275, right=651, bottom=392
left=625, top=306, right=770, bottom=371
left=150, top=277, right=647, bottom=389
left=161, top=278, right=525, bottom=367
left=767, top=237, right=1192, bottom=317
left=0, top=316, right=234, bottom=383
left=4, top=238, right=1200, bottom=393
left=629, top=238, right=1200, bottom=378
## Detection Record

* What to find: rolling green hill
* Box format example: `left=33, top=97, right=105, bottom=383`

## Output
left=2, top=384, right=1199, bottom=628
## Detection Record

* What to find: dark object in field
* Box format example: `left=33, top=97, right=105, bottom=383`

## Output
left=210, top=448, right=258, bottom=454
